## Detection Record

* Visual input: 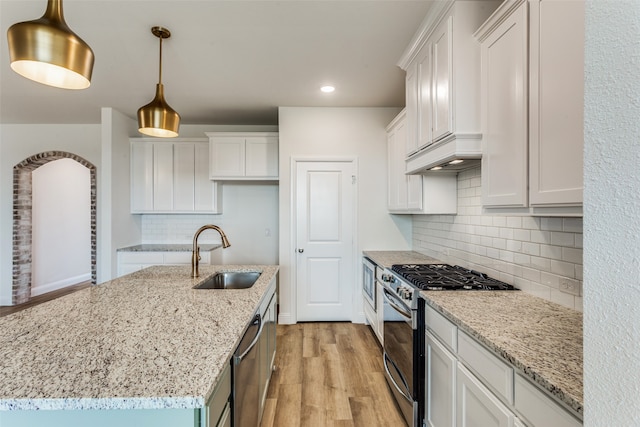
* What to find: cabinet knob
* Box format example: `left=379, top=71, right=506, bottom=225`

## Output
left=297, top=248, right=304, bottom=253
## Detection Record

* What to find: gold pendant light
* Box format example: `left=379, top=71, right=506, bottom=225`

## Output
left=137, top=26, right=180, bottom=138
left=7, top=0, right=94, bottom=90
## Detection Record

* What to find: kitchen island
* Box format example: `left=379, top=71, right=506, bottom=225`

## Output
left=0, top=264, right=278, bottom=425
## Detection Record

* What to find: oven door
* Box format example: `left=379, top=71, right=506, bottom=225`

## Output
left=382, top=286, right=415, bottom=426
left=362, top=258, right=376, bottom=311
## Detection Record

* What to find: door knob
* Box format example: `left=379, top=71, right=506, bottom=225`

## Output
left=297, top=248, right=304, bottom=253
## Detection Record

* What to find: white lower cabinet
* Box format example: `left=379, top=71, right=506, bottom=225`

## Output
left=457, top=364, right=515, bottom=427
left=424, top=304, right=581, bottom=427
left=425, top=331, right=456, bottom=427
left=514, top=374, right=581, bottom=427
left=117, top=249, right=222, bottom=278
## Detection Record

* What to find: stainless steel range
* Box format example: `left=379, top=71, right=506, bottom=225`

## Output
left=380, top=263, right=516, bottom=427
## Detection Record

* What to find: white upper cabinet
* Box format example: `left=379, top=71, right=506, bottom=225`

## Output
left=431, top=15, right=453, bottom=142
left=130, top=138, right=222, bottom=214
left=529, top=0, right=584, bottom=207
left=405, top=61, right=420, bottom=156
left=207, top=132, right=278, bottom=180
left=478, top=0, right=529, bottom=207
left=387, top=110, right=457, bottom=214
left=399, top=0, right=500, bottom=156
left=476, top=0, right=584, bottom=214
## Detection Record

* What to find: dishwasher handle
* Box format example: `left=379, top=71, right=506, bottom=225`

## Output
left=235, top=313, right=264, bottom=362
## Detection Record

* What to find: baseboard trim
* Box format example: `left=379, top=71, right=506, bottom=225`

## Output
left=31, top=273, right=92, bottom=298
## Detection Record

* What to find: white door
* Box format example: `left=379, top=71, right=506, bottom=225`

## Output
left=295, top=160, right=355, bottom=322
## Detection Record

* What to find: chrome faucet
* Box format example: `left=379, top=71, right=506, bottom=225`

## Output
left=192, top=224, right=231, bottom=278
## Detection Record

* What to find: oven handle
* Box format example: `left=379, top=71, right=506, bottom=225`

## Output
left=382, top=288, right=412, bottom=320
left=383, top=352, right=412, bottom=403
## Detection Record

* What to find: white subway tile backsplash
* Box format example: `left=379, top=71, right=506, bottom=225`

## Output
left=522, top=242, right=541, bottom=256
left=514, top=229, right=531, bottom=242
left=412, top=166, right=583, bottom=311
left=551, top=259, right=576, bottom=278
left=540, top=244, right=563, bottom=260
left=541, top=217, right=564, bottom=231
left=551, top=231, right=575, bottom=247
left=562, top=247, right=583, bottom=264
left=506, top=216, right=523, bottom=228
left=563, top=217, right=583, bottom=233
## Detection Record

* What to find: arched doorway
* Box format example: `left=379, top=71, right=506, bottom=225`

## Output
left=12, top=151, right=97, bottom=305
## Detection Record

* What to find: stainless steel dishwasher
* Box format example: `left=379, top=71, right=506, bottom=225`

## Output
left=232, top=313, right=263, bottom=427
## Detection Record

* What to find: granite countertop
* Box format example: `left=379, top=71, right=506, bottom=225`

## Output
left=363, top=250, right=441, bottom=268
left=0, top=264, right=278, bottom=411
left=421, top=291, right=583, bottom=417
left=117, top=244, right=222, bottom=252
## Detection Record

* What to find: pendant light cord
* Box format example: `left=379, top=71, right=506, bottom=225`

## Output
left=158, top=36, right=163, bottom=85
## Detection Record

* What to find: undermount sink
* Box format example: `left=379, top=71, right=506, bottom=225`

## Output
left=194, top=271, right=261, bottom=290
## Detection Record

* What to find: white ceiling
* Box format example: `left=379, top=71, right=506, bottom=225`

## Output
left=0, top=0, right=434, bottom=125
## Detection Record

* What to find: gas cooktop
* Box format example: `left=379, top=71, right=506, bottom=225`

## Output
left=391, top=264, right=517, bottom=291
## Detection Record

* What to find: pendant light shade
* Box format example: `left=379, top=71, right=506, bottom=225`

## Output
left=138, top=26, right=180, bottom=138
left=7, top=0, right=94, bottom=89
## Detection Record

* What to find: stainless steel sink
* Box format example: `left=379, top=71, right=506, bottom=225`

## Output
left=194, top=271, right=261, bottom=289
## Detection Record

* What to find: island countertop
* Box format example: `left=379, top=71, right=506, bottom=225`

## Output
left=0, top=264, right=278, bottom=411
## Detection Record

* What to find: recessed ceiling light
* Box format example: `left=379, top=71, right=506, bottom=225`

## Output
left=449, top=159, right=464, bottom=165
left=321, top=85, right=335, bottom=93
left=430, top=166, right=443, bottom=171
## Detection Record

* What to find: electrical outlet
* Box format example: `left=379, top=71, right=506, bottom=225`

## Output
left=559, top=279, right=580, bottom=296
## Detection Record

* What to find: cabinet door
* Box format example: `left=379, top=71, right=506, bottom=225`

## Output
left=480, top=2, right=528, bottom=207
left=425, top=332, right=456, bottom=427
left=246, top=137, right=278, bottom=178
left=153, top=143, right=174, bottom=211
left=456, top=364, right=515, bottom=427
left=194, top=142, right=217, bottom=212
left=387, top=125, right=406, bottom=210
left=131, top=141, right=154, bottom=212
left=405, top=61, right=419, bottom=155
left=418, top=41, right=433, bottom=148
left=209, top=137, right=245, bottom=178
left=529, top=0, right=584, bottom=206
left=432, top=15, right=453, bottom=142
left=173, top=143, right=195, bottom=211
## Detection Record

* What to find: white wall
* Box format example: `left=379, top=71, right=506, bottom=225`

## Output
left=100, top=108, right=142, bottom=282
left=139, top=182, right=279, bottom=265
left=278, top=107, right=413, bottom=324
left=584, top=1, right=640, bottom=423
left=0, top=124, right=101, bottom=306
left=413, top=167, right=583, bottom=311
left=31, top=159, right=91, bottom=296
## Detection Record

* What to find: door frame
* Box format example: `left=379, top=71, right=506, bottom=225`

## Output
left=289, top=157, right=359, bottom=324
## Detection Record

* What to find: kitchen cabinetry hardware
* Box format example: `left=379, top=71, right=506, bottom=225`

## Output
left=297, top=248, right=304, bottom=253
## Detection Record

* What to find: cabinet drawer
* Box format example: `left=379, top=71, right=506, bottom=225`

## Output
left=119, top=252, right=164, bottom=264
left=514, top=374, right=581, bottom=427
left=458, top=331, right=513, bottom=404
left=426, top=305, right=458, bottom=352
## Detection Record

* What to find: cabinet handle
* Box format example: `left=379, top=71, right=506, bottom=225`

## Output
left=297, top=248, right=304, bottom=253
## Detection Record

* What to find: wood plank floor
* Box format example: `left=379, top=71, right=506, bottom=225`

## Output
left=260, top=322, right=407, bottom=427
left=0, top=281, right=90, bottom=317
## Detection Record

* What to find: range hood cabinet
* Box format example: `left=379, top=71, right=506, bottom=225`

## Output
left=405, top=133, right=482, bottom=174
